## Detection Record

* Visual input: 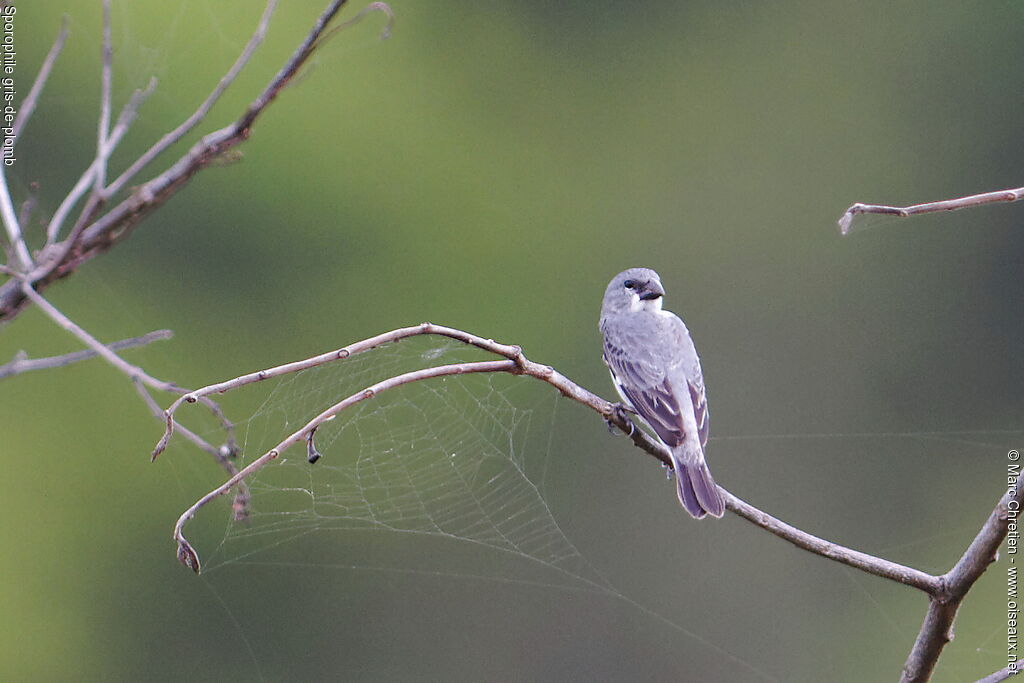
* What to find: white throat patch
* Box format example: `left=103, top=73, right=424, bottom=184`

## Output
left=630, top=294, right=664, bottom=313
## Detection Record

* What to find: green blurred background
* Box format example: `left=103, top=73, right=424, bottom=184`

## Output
left=3, top=1, right=1022, bottom=681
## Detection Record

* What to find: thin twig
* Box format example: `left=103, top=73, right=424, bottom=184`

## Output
left=974, top=665, right=1020, bottom=683
left=94, top=0, right=113, bottom=192
left=171, top=355, right=516, bottom=572
left=0, top=328, right=172, bottom=380
left=131, top=378, right=250, bottom=522
left=723, top=490, right=939, bottom=593
left=163, top=323, right=1019, bottom=683
left=23, top=282, right=180, bottom=388
left=19, top=282, right=236, bottom=455
left=12, top=17, right=69, bottom=145
left=150, top=323, right=513, bottom=457
left=838, top=186, right=1024, bottom=235
left=153, top=324, right=557, bottom=460
left=108, top=78, right=159, bottom=153
left=1, top=0, right=386, bottom=323
left=51, top=77, right=159, bottom=250
left=161, top=323, right=946, bottom=593
left=0, top=164, right=31, bottom=270
left=45, top=77, right=158, bottom=245
left=103, top=0, right=279, bottom=201
left=45, top=167, right=95, bottom=246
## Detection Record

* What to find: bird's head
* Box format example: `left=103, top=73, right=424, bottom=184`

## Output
left=601, top=267, right=666, bottom=316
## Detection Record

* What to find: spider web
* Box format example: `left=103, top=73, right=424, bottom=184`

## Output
left=197, top=337, right=612, bottom=593
left=173, top=333, right=1022, bottom=682
left=168, top=335, right=790, bottom=681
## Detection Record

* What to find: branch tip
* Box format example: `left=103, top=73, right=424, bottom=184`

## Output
left=837, top=186, right=1024, bottom=235
left=177, top=539, right=201, bottom=574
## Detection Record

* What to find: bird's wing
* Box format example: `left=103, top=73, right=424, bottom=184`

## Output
left=687, top=369, right=709, bottom=451
left=666, top=313, right=709, bottom=451
left=602, top=318, right=692, bottom=449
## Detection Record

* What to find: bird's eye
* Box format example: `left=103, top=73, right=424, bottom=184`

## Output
left=623, top=279, right=637, bottom=289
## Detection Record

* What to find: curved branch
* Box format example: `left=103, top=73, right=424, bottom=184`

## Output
left=723, top=490, right=939, bottom=593
left=162, top=323, right=943, bottom=597
left=171, top=357, right=518, bottom=572
left=163, top=323, right=1016, bottom=681
left=153, top=323, right=523, bottom=458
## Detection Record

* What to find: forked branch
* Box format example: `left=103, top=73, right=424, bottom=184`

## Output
left=899, top=477, right=1023, bottom=683
left=0, top=0, right=388, bottom=518
left=161, top=324, right=1017, bottom=682
left=153, top=324, right=939, bottom=589
left=0, top=0, right=392, bottom=322
left=19, top=282, right=247, bottom=514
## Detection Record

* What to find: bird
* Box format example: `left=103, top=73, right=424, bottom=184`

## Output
left=599, top=267, right=724, bottom=518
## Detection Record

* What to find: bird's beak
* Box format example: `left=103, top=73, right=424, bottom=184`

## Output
left=639, top=281, right=664, bottom=301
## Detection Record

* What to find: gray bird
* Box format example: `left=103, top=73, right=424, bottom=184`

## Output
left=600, top=267, right=725, bottom=518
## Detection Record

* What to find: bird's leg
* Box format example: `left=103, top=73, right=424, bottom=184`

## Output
left=606, top=402, right=638, bottom=436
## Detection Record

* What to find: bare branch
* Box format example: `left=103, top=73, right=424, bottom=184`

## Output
left=900, top=478, right=1024, bottom=683
left=23, top=282, right=177, bottom=389
left=108, top=78, right=159, bottom=151
left=12, top=17, right=69, bottom=145
left=974, top=666, right=1020, bottom=683
left=1, top=0, right=388, bottom=324
left=838, top=186, right=1024, bottom=235
left=723, top=490, right=939, bottom=593
left=152, top=323, right=524, bottom=458
left=94, top=0, right=113, bottom=192
left=0, top=165, right=31, bottom=270
left=103, top=0, right=279, bottom=200
left=44, top=165, right=96, bottom=247
left=161, top=323, right=946, bottom=593
left=164, top=323, right=1019, bottom=683
left=171, top=354, right=516, bottom=573
left=0, top=328, right=172, bottom=380
left=19, top=282, right=236, bottom=457
left=131, top=379, right=250, bottom=522
left=45, top=78, right=158, bottom=246
left=48, top=77, right=159, bottom=250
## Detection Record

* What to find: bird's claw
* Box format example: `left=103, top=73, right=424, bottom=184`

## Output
left=605, top=402, right=637, bottom=436
left=662, top=462, right=674, bottom=480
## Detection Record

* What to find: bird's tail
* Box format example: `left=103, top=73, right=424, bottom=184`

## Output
left=672, top=451, right=725, bottom=519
